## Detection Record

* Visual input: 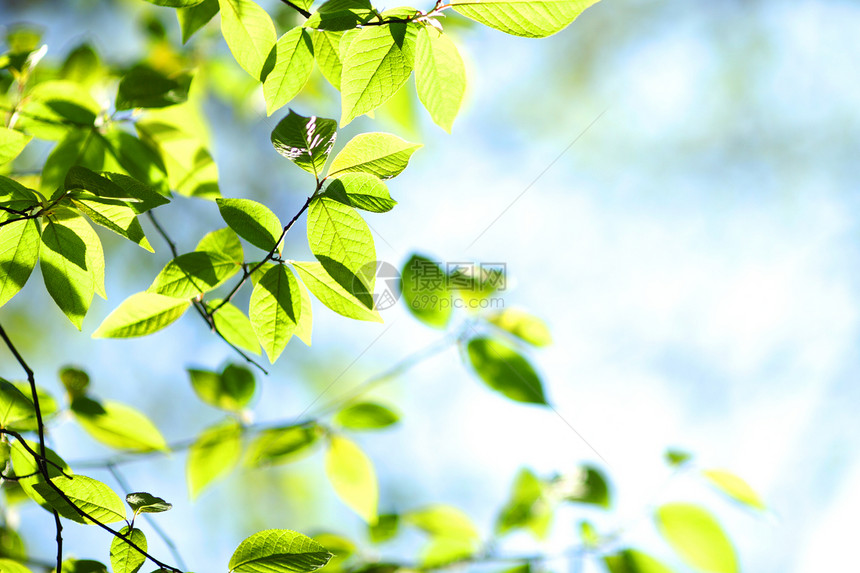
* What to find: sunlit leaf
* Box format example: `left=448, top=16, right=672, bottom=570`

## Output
left=466, top=337, right=547, bottom=405
left=0, top=558, right=33, bottom=573
left=271, top=111, right=337, bottom=178
left=0, top=127, right=32, bottom=165
left=294, top=279, right=313, bottom=346
left=187, top=419, right=243, bottom=498
left=487, top=308, right=552, bottom=347
left=71, top=397, right=168, bottom=452
left=398, top=255, right=451, bottom=328
left=228, top=529, right=332, bottom=573
left=250, top=264, right=302, bottom=363
left=328, top=132, right=421, bottom=180
left=311, top=30, right=346, bottom=90
left=9, top=439, right=71, bottom=512
left=116, top=65, right=192, bottom=111
left=556, top=465, right=610, bottom=508
left=305, top=0, right=375, bottom=32
left=188, top=364, right=255, bottom=412
left=655, top=503, right=738, bottom=573
left=178, top=0, right=220, bottom=44
left=603, top=549, right=673, bottom=573
left=450, top=0, right=601, bottom=38
left=325, top=435, right=378, bottom=523
left=126, top=492, right=172, bottom=514
left=208, top=299, right=261, bottom=355
left=414, top=28, right=465, bottom=132
left=324, top=173, right=395, bottom=213
left=32, top=475, right=126, bottom=525
left=217, top=198, right=283, bottom=251
left=148, top=250, right=242, bottom=299
left=496, top=468, right=552, bottom=539
left=110, top=526, right=146, bottom=573
left=406, top=505, right=480, bottom=540
left=307, top=196, right=375, bottom=280
left=18, top=81, right=100, bottom=140
left=293, top=261, right=381, bottom=322
left=334, top=402, right=399, bottom=430
left=245, top=423, right=323, bottom=467
left=702, top=469, right=765, bottom=510
left=92, top=292, right=190, bottom=338
left=369, top=514, right=399, bottom=544
left=218, top=0, right=277, bottom=80
left=263, top=28, right=315, bottom=116
left=71, top=195, right=153, bottom=252
left=0, top=218, right=40, bottom=308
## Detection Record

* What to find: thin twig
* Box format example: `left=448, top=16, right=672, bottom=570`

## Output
left=277, top=0, right=312, bottom=18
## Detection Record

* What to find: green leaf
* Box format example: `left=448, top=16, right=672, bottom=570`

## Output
left=414, top=28, right=466, bottom=132
left=325, top=435, right=378, bottom=523
left=293, top=261, right=381, bottom=322
left=178, top=0, right=220, bottom=44
left=311, top=30, right=346, bottom=90
left=148, top=251, right=242, bottom=299
left=305, top=0, right=375, bottom=32
left=40, top=208, right=105, bottom=329
left=9, top=440, right=70, bottom=511
left=368, top=514, right=399, bottom=544
left=18, top=81, right=100, bottom=140
left=188, top=364, right=256, bottom=412
left=100, top=130, right=169, bottom=193
left=58, top=560, right=108, bottom=573
left=324, top=173, right=395, bottom=213
left=71, top=195, right=153, bottom=252
left=196, top=226, right=244, bottom=262
left=406, top=505, right=480, bottom=540
left=466, top=337, right=547, bottom=405
left=398, top=254, right=451, bottom=328
left=250, top=265, right=302, bottom=362
left=702, top=469, right=765, bottom=510
left=340, top=24, right=418, bottom=126
left=666, top=449, right=692, bottom=467
left=71, top=397, right=168, bottom=452
left=245, top=423, right=323, bottom=467
left=654, top=503, right=738, bottom=573
left=229, top=529, right=332, bottom=573
left=263, top=29, right=315, bottom=116
left=116, top=65, right=192, bottom=111
left=218, top=0, right=277, bottom=80
left=135, top=120, right=219, bottom=199
left=60, top=366, right=90, bottom=399
left=418, top=538, right=477, bottom=568
left=0, top=558, right=33, bottom=573
left=307, top=196, right=375, bottom=280
left=0, top=176, right=40, bottom=212
left=60, top=44, right=102, bottom=87
left=603, top=549, right=673, bottom=573
left=0, top=378, right=37, bottom=430
left=217, top=198, right=283, bottom=251
left=126, top=492, right=172, bottom=514
left=271, top=111, right=337, bottom=178
left=0, top=127, right=32, bottom=165
left=208, top=299, right=261, bottom=355
left=557, top=465, right=610, bottom=508
left=100, top=172, right=170, bottom=214
left=187, top=419, right=243, bottom=498
left=450, top=0, right=600, bottom=38
left=143, top=0, right=206, bottom=6
left=334, top=402, right=399, bottom=430
left=39, top=130, right=102, bottom=195
left=32, top=475, right=126, bottom=525
left=496, top=468, right=552, bottom=538
left=110, top=526, right=147, bottom=573
left=328, top=132, right=421, bottom=180
left=294, top=279, right=313, bottom=346
left=65, top=165, right=127, bottom=199
left=92, top=292, right=190, bottom=338
left=487, top=309, right=552, bottom=347
left=0, top=218, right=39, bottom=308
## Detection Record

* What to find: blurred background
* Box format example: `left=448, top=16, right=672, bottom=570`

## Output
left=1, top=0, right=858, bottom=571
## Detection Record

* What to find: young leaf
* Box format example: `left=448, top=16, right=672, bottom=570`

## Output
left=263, top=28, right=315, bottom=116
left=702, top=469, right=766, bottom=510
left=110, top=526, right=147, bottom=573
left=0, top=559, right=32, bottom=573
left=58, top=560, right=108, bottom=573
left=270, top=111, right=337, bottom=178
left=100, top=172, right=170, bottom=213
left=294, top=279, right=313, bottom=346
left=71, top=397, right=169, bottom=452
left=196, top=226, right=244, bottom=262
left=340, top=24, right=418, bottom=126
left=187, top=419, right=243, bottom=498
left=325, top=435, right=378, bottom=523
left=178, top=0, right=220, bottom=43
left=0, top=378, right=38, bottom=431
left=557, top=466, right=610, bottom=508
left=311, top=30, right=346, bottom=90
left=40, top=209, right=105, bottom=329
left=466, top=338, right=548, bottom=405
left=418, top=538, right=477, bottom=568
left=188, top=364, right=256, bottom=412
left=250, top=265, right=302, bottom=362
left=654, top=503, right=738, bottom=573
left=245, top=424, right=323, bottom=467
left=414, top=28, right=466, bottom=133
left=17, top=81, right=100, bottom=140
left=450, top=0, right=601, bottom=38
left=208, top=299, right=261, bottom=355
left=0, top=127, right=32, bottom=165
left=405, top=505, right=480, bottom=540
left=369, top=514, right=399, bottom=544
left=218, top=0, right=277, bottom=80
left=324, top=173, right=395, bottom=213
left=216, top=198, right=283, bottom=251
left=32, top=475, right=127, bottom=525
left=116, top=65, right=192, bottom=111
left=100, top=129, right=169, bottom=193
left=148, top=250, right=242, bottom=299
left=304, top=0, right=375, bottom=31
left=293, top=261, right=381, bottom=322
left=307, top=196, right=375, bottom=278
left=0, top=218, right=40, bottom=308
left=603, top=549, right=673, bottom=573
left=496, top=468, right=552, bottom=539
left=665, top=449, right=692, bottom=467
left=0, top=176, right=40, bottom=212
left=327, top=132, right=421, bottom=180
left=228, top=529, right=332, bottom=573
left=126, top=492, right=172, bottom=514
left=135, top=120, right=220, bottom=200
left=92, top=292, right=190, bottom=338
left=487, top=309, right=552, bottom=347
left=71, top=195, right=153, bottom=252
left=398, top=255, right=451, bottom=328
left=334, top=402, right=399, bottom=430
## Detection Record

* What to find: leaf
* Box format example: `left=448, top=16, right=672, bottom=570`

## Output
left=414, top=28, right=466, bottom=132
left=0, top=218, right=40, bottom=308
left=496, top=468, right=552, bottom=539
left=398, top=255, right=451, bottom=328
left=100, top=172, right=170, bottom=214
left=304, top=0, right=375, bottom=31
left=0, top=176, right=40, bottom=212
left=60, top=44, right=102, bottom=87
left=126, top=492, right=172, bottom=514
left=487, top=309, right=552, bottom=347
left=0, top=559, right=32, bottom=573
left=100, top=130, right=169, bottom=193
left=187, top=419, right=243, bottom=498
left=216, top=198, right=283, bottom=251
left=9, top=439, right=70, bottom=511
left=110, top=527, right=146, bottom=573
left=557, top=466, right=610, bottom=508
left=148, top=251, right=242, bottom=299
left=369, top=514, right=399, bottom=544
left=116, top=65, right=192, bottom=111
left=0, top=127, right=32, bottom=165
left=60, top=366, right=90, bottom=399
left=229, top=529, right=332, bottom=573
left=450, top=0, right=601, bottom=38
left=270, top=111, right=337, bottom=178
left=418, top=538, right=477, bottom=568
left=245, top=424, right=323, bottom=467
left=196, top=226, right=244, bottom=262
left=307, top=196, right=375, bottom=280
left=143, top=0, right=206, bottom=6
left=188, top=364, right=256, bottom=412
left=311, top=30, right=346, bottom=90
left=702, top=469, right=765, bottom=510
left=40, top=208, right=105, bottom=329
left=327, top=132, right=421, bottom=180
left=466, top=337, right=547, bottom=405
left=71, top=397, right=169, bottom=452
left=325, top=435, right=378, bottom=523
left=178, top=0, right=220, bottom=44
left=263, top=28, right=315, bottom=116
left=294, top=279, right=313, bottom=346
left=666, top=449, right=692, bottom=467
left=92, top=292, right=190, bottom=338
left=324, top=173, right=395, bottom=213
left=135, top=120, right=219, bottom=199
left=32, top=475, right=126, bottom=525
left=654, top=503, right=738, bottom=573
left=340, top=24, right=418, bottom=126
left=293, top=261, right=381, bottom=322
left=250, top=265, right=302, bottom=362
left=603, top=549, right=673, bottom=573
left=18, top=81, right=100, bottom=140
left=208, top=299, right=261, bottom=355
left=406, top=505, right=480, bottom=540
left=0, top=378, right=37, bottom=430
left=71, top=195, right=153, bottom=252
left=218, top=0, right=277, bottom=80
left=334, top=402, right=399, bottom=430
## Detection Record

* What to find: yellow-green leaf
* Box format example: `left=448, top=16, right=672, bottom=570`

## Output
left=71, top=397, right=168, bottom=452
left=655, top=503, right=738, bottom=573
left=92, top=292, right=190, bottom=338
left=702, top=469, right=766, bottom=510
left=451, top=0, right=601, bottom=38
left=325, top=435, right=378, bottom=523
